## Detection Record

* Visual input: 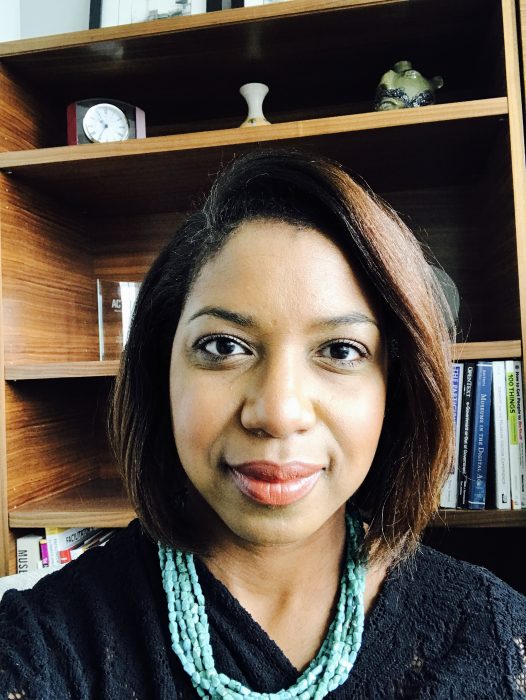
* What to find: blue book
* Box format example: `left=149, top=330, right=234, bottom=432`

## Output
left=467, top=361, right=493, bottom=509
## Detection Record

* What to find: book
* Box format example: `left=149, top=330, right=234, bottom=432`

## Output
left=16, top=533, right=43, bottom=573
left=69, top=529, right=116, bottom=560
left=39, top=538, right=49, bottom=568
left=440, top=362, right=464, bottom=508
left=513, top=360, right=526, bottom=508
left=46, top=526, right=96, bottom=567
left=505, top=359, right=521, bottom=509
left=457, top=362, right=476, bottom=508
left=467, top=361, right=493, bottom=509
left=491, top=361, right=511, bottom=509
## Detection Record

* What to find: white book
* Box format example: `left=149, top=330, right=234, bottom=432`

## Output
left=45, top=527, right=96, bottom=567
left=440, top=362, right=464, bottom=508
left=513, top=360, right=526, bottom=508
left=505, top=360, right=521, bottom=509
left=492, top=361, right=511, bottom=509
left=16, top=533, right=42, bottom=573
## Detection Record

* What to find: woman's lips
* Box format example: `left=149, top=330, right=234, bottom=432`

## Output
left=229, top=461, right=324, bottom=506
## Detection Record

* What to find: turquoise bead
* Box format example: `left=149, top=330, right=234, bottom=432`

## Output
left=159, top=512, right=366, bottom=699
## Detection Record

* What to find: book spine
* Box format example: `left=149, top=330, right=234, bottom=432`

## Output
left=45, top=527, right=95, bottom=567
left=506, top=360, right=521, bottom=509
left=467, top=361, right=493, bottom=509
left=39, top=539, right=49, bottom=568
left=492, top=361, right=511, bottom=509
left=514, top=360, right=526, bottom=508
left=457, top=362, right=476, bottom=508
left=59, top=548, right=73, bottom=565
left=45, top=529, right=63, bottom=567
left=16, top=534, right=42, bottom=573
left=440, top=362, right=464, bottom=507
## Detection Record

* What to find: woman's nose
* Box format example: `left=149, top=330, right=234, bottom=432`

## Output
left=240, top=353, right=317, bottom=438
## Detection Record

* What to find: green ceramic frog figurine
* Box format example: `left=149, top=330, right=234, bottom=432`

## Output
left=374, top=60, right=444, bottom=111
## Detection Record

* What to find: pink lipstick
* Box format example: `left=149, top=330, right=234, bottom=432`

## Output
left=229, top=461, right=323, bottom=506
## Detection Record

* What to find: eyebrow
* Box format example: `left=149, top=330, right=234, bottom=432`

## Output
left=188, top=307, right=378, bottom=329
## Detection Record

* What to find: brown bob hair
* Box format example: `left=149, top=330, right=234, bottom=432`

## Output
left=111, top=148, right=454, bottom=566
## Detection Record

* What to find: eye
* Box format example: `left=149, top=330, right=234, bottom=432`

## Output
left=194, top=334, right=251, bottom=361
left=317, top=340, right=367, bottom=368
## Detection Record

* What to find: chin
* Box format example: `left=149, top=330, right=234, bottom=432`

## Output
left=219, top=502, right=343, bottom=549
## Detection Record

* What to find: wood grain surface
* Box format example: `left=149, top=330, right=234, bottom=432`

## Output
left=0, top=103, right=509, bottom=217
left=0, top=0, right=499, bottom=144
left=4, top=361, right=120, bottom=380
left=8, top=477, right=132, bottom=529
left=0, top=64, right=62, bottom=152
left=432, top=508, right=526, bottom=528
left=0, top=176, right=99, bottom=363
left=5, top=379, right=113, bottom=511
left=502, top=0, right=526, bottom=369
left=91, top=212, right=182, bottom=280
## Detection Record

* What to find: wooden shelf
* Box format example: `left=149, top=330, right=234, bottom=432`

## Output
left=0, top=0, right=401, bottom=56
left=8, top=478, right=134, bottom=529
left=432, top=509, right=526, bottom=528
left=0, top=98, right=507, bottom=171
left=5, top=361, right=120, bottom=380
left=0, top=99, right=509, bottom=215
left=0, top=0, right=501, bottom=150
left=451, top=339, right=521, bottom=360
left=4, top=340, right=519, bottom=380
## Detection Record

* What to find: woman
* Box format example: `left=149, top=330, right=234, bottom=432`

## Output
left=1, top=149, right=525, bottom=699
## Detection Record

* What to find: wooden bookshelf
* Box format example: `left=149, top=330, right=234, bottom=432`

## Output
left=0, top=0, right=525, bottom=575
left=5, top=361, right=120, bottom=381
left=8, top=478, right=133, bottom=529
left=451, top=340, right=522, bottom=361
left=433, top=509, right=526, bottom=528
left=3, top=340, right=520, bottom=382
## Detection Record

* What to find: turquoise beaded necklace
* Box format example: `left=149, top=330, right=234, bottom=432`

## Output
left=158, top=513, right=366, bottom=699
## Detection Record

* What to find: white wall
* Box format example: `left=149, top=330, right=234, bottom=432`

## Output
left=0, top=0, right=90, bottom=42
left=0, top=0, right=21, bottom=42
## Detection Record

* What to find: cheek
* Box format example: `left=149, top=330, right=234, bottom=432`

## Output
left=329, top=378, right=386, bottom=458
left=170, top=373, right=237, bottom=464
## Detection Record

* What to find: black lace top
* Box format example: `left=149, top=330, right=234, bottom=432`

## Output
left=0, top=520, right=525, bottom=699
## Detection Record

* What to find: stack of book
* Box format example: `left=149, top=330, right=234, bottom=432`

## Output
left=440, top=359, right=526, bottom=510
left=16, top=527, right=116, bottom=574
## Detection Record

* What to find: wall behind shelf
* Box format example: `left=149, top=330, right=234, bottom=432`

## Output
left=5, top=378, right=114, bottom=512
left=423, top=526, right=526, bottom=595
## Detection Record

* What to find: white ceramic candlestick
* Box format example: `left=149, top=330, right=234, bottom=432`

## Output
left=239, top=82, right=270, bottom=127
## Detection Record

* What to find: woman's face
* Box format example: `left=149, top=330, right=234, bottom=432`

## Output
left=170, top=219, right=387, bottom=547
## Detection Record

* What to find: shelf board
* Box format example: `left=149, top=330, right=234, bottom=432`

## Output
left=0, top=98, right=507, bottom=171
left=0, top=0, right=499, bottom=140
left=8, top=478, right=134, bottom=529
left=9, top=484, right=526, bottom=529
left=0, top=0, right=394, bottom=56
left=432, top=509, right=526, bottom=528
left=451, top=339, right=521, bottom=360
left=8, top=476, right=525, bottom=529
left=0, top=99, right=509, bottom=215
left=4, top=340, right=520, bottom=380
left=4, top=360, right=120, bottom=380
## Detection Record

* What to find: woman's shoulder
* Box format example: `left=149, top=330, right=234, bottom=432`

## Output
left=353, top=545, right=526, bottom=698
left=0, top=519, right=174, bottom=699
left=390, top=543, right=526, bottom=629
left=3, top=519, right=148, bottom=604
left=407, top=544, right=525, bottom=603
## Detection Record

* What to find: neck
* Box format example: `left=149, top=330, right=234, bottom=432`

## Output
left=198, top=508, right=347, bottom=671
left=201, top=507, right=346, bottom=601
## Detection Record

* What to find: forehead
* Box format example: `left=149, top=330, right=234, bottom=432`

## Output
left=183, top=219, right=379, bottom=324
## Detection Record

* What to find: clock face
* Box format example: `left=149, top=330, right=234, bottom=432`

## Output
left=82, top=103, right=130, bottom=143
